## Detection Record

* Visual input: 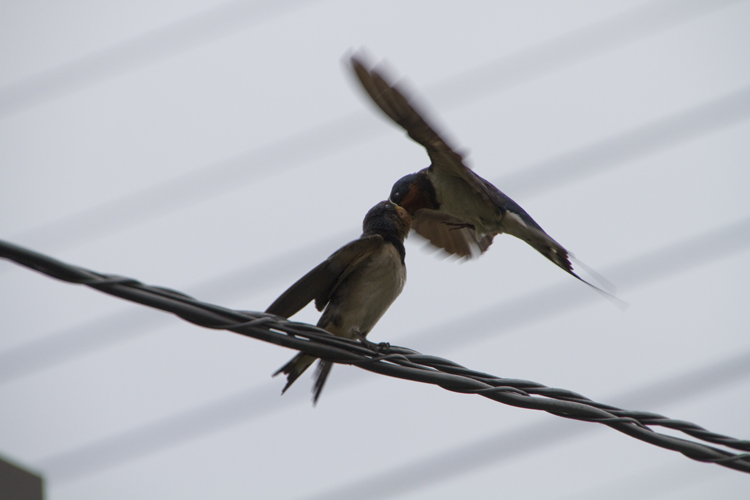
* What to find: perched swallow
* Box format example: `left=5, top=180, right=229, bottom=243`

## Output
left=266, top=200, right=410, bottom=403
left=351, top=55, right=603, bottom=289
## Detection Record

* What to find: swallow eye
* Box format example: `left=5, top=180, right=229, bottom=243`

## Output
left=390, top=173, right=417, bottom=204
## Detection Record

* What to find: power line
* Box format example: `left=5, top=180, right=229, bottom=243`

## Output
left=8, top=113, right=377, bottom=251
left=1, top=203, right=747, bottom=387
left=4, top=215, right=747, bottom=481
left=498, top=85, right=750, bottom=198
left=0, top=230, right=349, bottom=384
left=297, top=348, right=750, bottom=500
left=551, top=461, right=725, bottom=500
left=0, top=0, right=321, bottom=118
left=2, top=192, right=747, bottom=389
left=8, top=82, right=748, bottom=257
left=1, top=1, right=745, bottom=493
left=7, top=90, right=747, bottom=384
left=31, top=339, right=750, bottom=485
left=9, top=0, right=745, bottom=251
left=426, top=0, right=746, bottom=109
left=1, top=239, right=749, bottom=481
left=1, top=0, right=738, bottom=119
left=404, top=216, right=750, bottom=352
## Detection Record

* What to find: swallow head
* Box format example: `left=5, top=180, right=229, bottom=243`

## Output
left=389, top=171, right=439, bottom=215
left=389, top=173, right=417, bottom=206
left=363, top=200, right=412, bottom=242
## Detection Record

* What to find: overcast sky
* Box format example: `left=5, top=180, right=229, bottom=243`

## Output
left=1, top=1, right=749, bottom=499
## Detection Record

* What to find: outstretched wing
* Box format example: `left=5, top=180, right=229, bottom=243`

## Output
left=350, top=55, right=497, bottom=203
left=266, top=235, right=384, bottom=318
left=351, top=55, right=511, bottom=258
left=351, top=54, right=615, bottom=297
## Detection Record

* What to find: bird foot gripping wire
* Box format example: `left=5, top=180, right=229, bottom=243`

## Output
left=354, top=329, right=391, bottom=355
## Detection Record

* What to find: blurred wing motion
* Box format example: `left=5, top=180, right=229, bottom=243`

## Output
left=411, top=210, right=494, bottom=258
left=350, top=56, right=514, bottom=257
left=351, top=53, right=619, bottom=300
left=350, top=56, right=494, bottom=200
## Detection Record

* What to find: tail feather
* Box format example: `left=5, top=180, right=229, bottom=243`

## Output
left=312, top=361, right=334, bottom=405
left=529, top=234, right=628, bottom=309
left=274, top=353, right=317, bottom=394
left=505, top=217, right=625, bottom=306
left=537, top=240, right=611, bottom=295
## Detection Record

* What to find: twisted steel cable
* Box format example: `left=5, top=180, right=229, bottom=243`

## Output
left=2, top=239, right=749, bottom=473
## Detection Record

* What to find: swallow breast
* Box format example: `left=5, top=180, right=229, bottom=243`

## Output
left=319, top=244, right=406, bottom=339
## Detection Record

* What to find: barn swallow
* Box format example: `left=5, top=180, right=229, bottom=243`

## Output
left=351, top=55, right=607, bottom=291
left=266, top=200, right=410, bottom=403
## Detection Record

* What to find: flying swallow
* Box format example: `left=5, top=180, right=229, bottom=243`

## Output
left=350, top=55, right=606, bottom=290
left=266, top=200, right=410, bottom=403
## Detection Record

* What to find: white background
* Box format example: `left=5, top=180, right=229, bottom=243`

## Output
left=1, top=0, right=749, bottom=498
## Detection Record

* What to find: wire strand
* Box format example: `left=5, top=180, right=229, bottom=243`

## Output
left=0, top=0, right=320, bottom=118
left=2, top=239, right=748, bottom=476
left=9, top=0, right=747, bottom=252
left=3, top=214, right=748, bottom=385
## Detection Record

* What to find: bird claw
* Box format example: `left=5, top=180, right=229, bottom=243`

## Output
left=441, top=221, right=475, bottom=232
left=354, top=330, right=390, bottom=354
left=374, top=341, right=391, bottom=355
